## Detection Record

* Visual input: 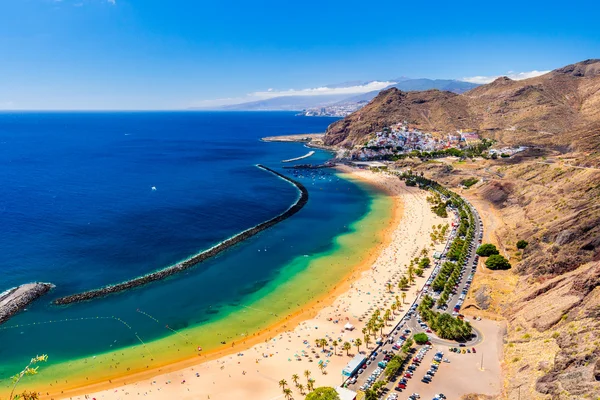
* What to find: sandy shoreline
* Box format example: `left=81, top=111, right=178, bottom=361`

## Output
left=52, top=166, right=446, bottom=400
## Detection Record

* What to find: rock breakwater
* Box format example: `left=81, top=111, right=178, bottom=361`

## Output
left=53, top=165, right=308, bottom=305
left=0, top=283, right=54, bottom=324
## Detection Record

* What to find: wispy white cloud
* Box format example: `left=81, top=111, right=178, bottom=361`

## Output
left=191, top=81, right=395, bottom=108
left=250, top=81, right=394, bottom=98
left=107, top=0, right=116, bottom=4
left=462, top=70, right=550, bottom=84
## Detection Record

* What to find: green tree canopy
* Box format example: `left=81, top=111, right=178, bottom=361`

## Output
left=413, top=333, right=429, bottom=345
left=485, top=254, right=512, bottom=270
left=461, top=177, right=479, bottom=188
left=476, top=243, right=500, bottom=257
left=365, top=389, right=378, bottom=400
left=516, top=240, right=529, bottom=249
left=305, top=387, right=340, bottom=400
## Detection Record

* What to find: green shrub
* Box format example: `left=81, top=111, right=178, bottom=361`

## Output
left=485, top=254, right=511, bottom=270
left=461, top=177, right=479, bottom=188
left=516, top=240, right=529, bottom=249
left=413, top=333, right=429, bottom=345
left=476, top=243, right=500, bottom=257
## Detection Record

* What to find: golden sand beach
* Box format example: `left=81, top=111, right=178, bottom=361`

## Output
left=49, top=166, right=451, bottom=400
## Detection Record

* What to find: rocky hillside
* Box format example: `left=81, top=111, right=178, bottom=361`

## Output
left=324, top=59, right=600, bottom=153
left=324, top=88, right=475, bottom=147
left=394, top=149, right=600, bottom=399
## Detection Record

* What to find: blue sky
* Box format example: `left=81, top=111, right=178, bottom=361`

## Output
left=1, top=0, right=598, bottom=109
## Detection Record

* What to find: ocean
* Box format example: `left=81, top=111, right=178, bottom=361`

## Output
left=0, top=112, right=392, bottom=393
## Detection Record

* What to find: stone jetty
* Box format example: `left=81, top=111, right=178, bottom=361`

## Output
left=53, top=165, right=309, bottom=305
left=0, top=283, right=54, bottom=324
left=281, top=150, right=315, bottom=163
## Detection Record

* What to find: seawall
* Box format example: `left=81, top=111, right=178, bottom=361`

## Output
left=0, top=283, right=54, bottom=324
left=53, top=165, right=309, bottom=305
left=281, top=151, right=315, bottom=163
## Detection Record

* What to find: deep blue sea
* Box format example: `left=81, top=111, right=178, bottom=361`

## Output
left=0, top=112, right=375, bottom=381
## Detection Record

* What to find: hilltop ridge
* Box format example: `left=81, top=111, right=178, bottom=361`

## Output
left=324, top=59, right=600, bottom=155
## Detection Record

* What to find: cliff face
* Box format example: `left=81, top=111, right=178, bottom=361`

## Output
left=324, top=59, right=600, bottom=152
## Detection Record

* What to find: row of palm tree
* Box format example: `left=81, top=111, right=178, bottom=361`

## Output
left=278, top=370, right=315, bottom=399
left=314, top=338, right=354, bottom=356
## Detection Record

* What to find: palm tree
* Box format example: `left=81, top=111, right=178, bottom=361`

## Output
left=364, top=334, right=371, bottom=349
left=278, top=379, right=288, bottom=390
left=407, top=265, right=415, bottom=284
left=391, top=303, right=397, bottom=314
left=307, top=379, right=315, bottom=392
left=332, top=340, right=338, bottom=355
left=384, top=309, right=391, bottom=323
left=304, top=369, right=311, bottom=383
left=314, top=338, right=321, bottom=349
left=283, top=387, right=293, bottom=399
left=342, top=341, right=351, bottom=356
left=398, top=276, right=409, bottom=290
left=316, top=338, right=327, bottom=350
left=354, top=338, right=362, bottom=353
left=401, top=292, right=407, bottom=304
left=386, top=282, right=392, bottom=293
left=297, top=383, right=305, bottom=395
left=318, top=363, right=326, bottom=375
left=291, top=374, right=299, bottom=387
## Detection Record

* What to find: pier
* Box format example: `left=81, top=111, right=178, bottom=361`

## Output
left=53, top=165, right=309, bottom=305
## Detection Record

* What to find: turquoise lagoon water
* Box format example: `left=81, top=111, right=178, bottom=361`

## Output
left=0, top=112, right=392, bottom=392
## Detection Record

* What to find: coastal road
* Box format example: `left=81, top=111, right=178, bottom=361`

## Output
left=348, top=197, right=484, bottom=394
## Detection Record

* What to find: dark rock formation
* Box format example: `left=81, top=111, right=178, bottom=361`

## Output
left=0, top=283, right=54, bottom=324
left=53, top=165, right=308, bottom=305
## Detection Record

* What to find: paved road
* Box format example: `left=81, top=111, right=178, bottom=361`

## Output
left=407, top=199, right=484, bottom=345
left=347, top=195, right=484, bottom=395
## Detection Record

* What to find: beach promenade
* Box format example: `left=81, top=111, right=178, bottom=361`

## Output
left=62, top=166, right=453, bottom=400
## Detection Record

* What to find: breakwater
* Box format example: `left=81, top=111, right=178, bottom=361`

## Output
left=0, top=283, right=54, bottom=324
left=283, top=161, right=337, bottom=170
left=281, top=151, right=315, bottom=163
left=53, top=165, right=309, bottom=305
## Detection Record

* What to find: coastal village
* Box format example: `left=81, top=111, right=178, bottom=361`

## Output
left=337, top=122, right=526, bottom=161
left=299, top=102, right=367, bottom=117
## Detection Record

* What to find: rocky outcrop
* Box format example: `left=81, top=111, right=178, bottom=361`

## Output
left=0, top=283, right=54, bottom=324
left=54, top=165, right=309, bottom=305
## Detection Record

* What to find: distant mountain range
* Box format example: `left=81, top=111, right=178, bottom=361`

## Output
left=216, top=94, right=353, bottom=111
left=341, top=79, right=479, bottom=104
left=194, top=78, right=480, bottom=111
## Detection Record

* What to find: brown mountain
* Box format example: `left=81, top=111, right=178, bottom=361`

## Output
left=324, top=59, right=600, bottom=153
left=324, top=88, right=476, bottom=146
